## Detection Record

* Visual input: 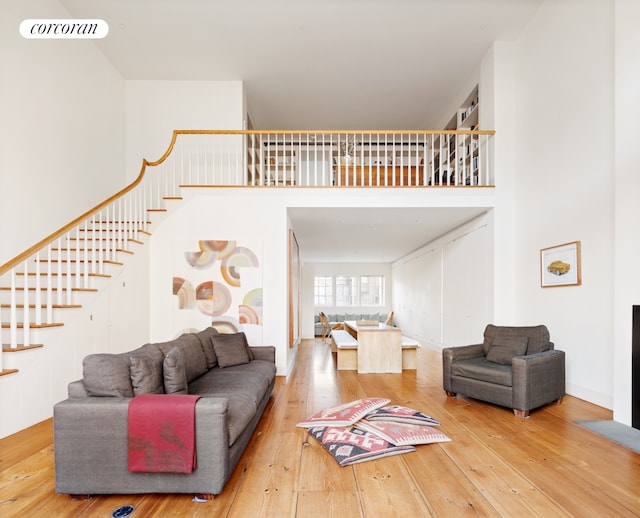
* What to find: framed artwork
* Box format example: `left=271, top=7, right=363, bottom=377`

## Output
left=540, top=241, right=581, bottom=288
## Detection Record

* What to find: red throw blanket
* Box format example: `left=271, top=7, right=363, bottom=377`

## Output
left=128, top=394, right=201, bottom=473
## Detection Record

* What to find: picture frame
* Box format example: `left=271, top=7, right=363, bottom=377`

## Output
left=540, top=241, right=581, bottom=288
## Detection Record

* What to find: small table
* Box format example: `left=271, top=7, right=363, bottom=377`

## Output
left=343, top=320, right=402, bottom=373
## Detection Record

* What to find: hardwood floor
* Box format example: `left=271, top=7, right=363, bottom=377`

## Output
left=2, top=338, right=640, bottom=517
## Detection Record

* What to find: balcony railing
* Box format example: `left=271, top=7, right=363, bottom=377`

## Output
left=0, top=129, right=494, bottom=367
left=159, top=130, right=494, bottom=190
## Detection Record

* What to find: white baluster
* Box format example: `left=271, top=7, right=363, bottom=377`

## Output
left=47, top=245, right=53, bottom=323
left=22, top=259, right=30, bottom=347
left=34, top=252, right=42, bottom=326
left=10, top=269, right=17, bottom=348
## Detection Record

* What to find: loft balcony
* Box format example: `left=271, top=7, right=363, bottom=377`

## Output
left=157, top=130, right=495, bottom=190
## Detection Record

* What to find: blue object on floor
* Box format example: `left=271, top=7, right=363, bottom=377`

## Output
left=112, top=505, right=135, bottom=518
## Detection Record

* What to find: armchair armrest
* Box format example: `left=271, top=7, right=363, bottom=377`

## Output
left=442, top=344, right=484, bottom=393
left=512, top=350, right=565, bottom=413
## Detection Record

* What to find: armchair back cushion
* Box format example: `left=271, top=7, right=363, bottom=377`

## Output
left=483, top=324, right=551, bottom=356
left=486, top=336, right=528, bottom=365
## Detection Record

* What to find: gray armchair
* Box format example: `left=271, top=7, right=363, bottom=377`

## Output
left=442, top=324, right=565, bottom=418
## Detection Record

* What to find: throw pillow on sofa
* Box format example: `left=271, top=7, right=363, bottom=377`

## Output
left=129, top=356, right=164, bottom=395
left=163, top=346, right=188, bottom=394
left=154, top=333, right=208, bottom=383
left=82, top=353, right=134, bottom=397
left=211, top=332, right=253, bottom=368
left=195, top=326, right=219, bottom=369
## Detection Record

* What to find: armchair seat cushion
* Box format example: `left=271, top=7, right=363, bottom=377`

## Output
left=451, top=358, right=513, bottom=387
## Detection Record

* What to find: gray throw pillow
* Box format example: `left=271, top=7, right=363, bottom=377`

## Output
left=195, top=326, right=219, bottom=369
left=163, top=346, right=188, bottom=394
left=82, top=353, right=133, bottom=397
left=211, top=332, right=252, bottom=368
left=486, top=336, right=529, bottom=365
left=155, top=333, right=208, bottom=383
left=129, top=355, right=164, bottom=395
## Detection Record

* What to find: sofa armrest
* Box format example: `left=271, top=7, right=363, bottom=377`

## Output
left=442, top=344, right=484, bottom=392
left=249, top=345, right=276, bottom=363
left=54, top=396, right=232, bottom=495
left=512, top=350, right=565, bottom=413
left=68, top=380, right=88, bottom=398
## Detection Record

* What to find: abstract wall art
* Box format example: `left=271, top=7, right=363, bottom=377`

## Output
left=172, top=239, right=263, bottom=343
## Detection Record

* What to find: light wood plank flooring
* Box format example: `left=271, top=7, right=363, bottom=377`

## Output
left=1, top=338, right=640, bottom=517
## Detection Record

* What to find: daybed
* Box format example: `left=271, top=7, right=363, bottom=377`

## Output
left=53, top=327, right=276, bottom=498
left=314, top=311, right=392, bottom=336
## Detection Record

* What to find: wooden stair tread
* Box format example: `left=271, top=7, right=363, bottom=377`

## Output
left=92, top=219, right=152, bottom=223
left=16, top=272, right=111, bottom=278
left=0, top=304, right=81, bottom=309
left=68, top=239, right=148, bottom=243
left=1, top=322, right=63, bottom=329
left=0, top=287, right=97, bottom=292
left=3, top=344, right=44, bottom=352
left=37, top=259, right=123, bottom=265
left=51, top=247, right=132, bottom=255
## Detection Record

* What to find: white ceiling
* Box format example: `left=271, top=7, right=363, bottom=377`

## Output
left=289, top=207, right=489, bottom=263
left=58, top=0, right=540, bottom=262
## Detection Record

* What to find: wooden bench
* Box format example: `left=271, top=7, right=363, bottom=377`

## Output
left=330, top=330, right=358, bottom=370
left=331, top=329, right=420, bottom=371
left=401, top=336, right=421, bottom=369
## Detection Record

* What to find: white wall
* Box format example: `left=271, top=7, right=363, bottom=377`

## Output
left=392, top=212, right=493, bottom=349
left=125, top=80, right=245, bottom=183
left=511, top=0, right=615, bottom=409
left=0, top=0, right=126, bottom=266
left=149, top=190, right=292, bottom=375
left=613, top=0, right=640, bottom=424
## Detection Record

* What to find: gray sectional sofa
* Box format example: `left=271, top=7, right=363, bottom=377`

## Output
left=53, top=327, right=276, bottom=498
left=314, top=311, right=391, bottom=336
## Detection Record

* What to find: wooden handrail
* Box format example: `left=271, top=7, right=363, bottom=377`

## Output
left=0, top=158, right=153, bottom=276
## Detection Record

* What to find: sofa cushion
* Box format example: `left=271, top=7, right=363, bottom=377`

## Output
left=189, top=369, right=269, bottom=407
left=194, top=327, right=219, bottom=369
left=82, top=353, right=133, bottom=397
left=211, top=332, right=253, bottom=368
left=221, top=360, right=277, bottom=385
left=163, top=346, right=188, bottom=394
left=451, top=357, right=512, bottom=387
left=155, top=333, right=208, bottom=383
left=486, top=336, right=528, bottom=365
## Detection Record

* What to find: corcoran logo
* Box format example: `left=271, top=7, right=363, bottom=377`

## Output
left=19, top=19, right=109, bottom=39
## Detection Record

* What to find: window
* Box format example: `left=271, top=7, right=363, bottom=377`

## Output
left=359, top=275, right=383, bottom=306
left=314, top=275, right=384, bottom=307
left=314, top=276, right=333, bottom=305
left=335, top=275, right=357, bottom=306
